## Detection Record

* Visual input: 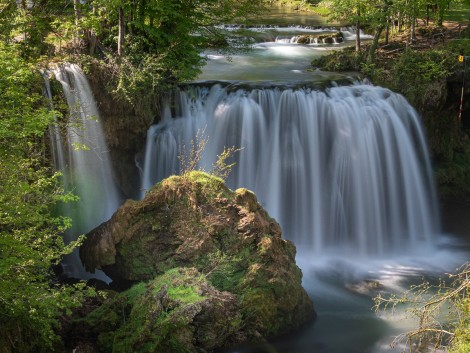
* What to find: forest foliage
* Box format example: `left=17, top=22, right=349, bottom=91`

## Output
left=0, top=42, right=95, bottom=352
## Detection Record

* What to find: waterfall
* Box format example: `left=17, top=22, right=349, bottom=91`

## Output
left=341, top=26, right=374, bottom=41
left=42, top=75, right=66, bottom=171
left=141, top=83, right=440, bottom=256
left=46, top=64, right=122, bottom=279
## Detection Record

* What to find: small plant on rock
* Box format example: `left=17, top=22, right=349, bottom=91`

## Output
left=178, top=127, right=241, bottom=181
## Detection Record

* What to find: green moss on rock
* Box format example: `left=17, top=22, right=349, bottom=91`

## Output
left=82, top=268, right=243, bottom=353
left=80, top=171, right=315, bottom=350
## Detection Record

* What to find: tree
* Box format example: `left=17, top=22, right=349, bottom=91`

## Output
left=0, top=0, right=266, bottom=100
left=326, top=0, right=368, bottom=51
left=326, top=0, right=392, bottom=59
left=367, top=0, right=393, bottom=62
left=0, top=42, right=93, bottom=352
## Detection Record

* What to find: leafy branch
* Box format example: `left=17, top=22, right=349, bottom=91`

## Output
left=374, top=262, right=470, bottom=352
left=210, top=146, right=243, bottom=181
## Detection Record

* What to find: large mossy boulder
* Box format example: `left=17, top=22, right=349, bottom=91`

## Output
left=80, top=171, right=314, bottom=352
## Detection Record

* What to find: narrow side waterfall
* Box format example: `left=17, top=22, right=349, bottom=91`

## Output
left=43, top=76, right=66, bottom=172
left=47, top=64, right=122, bottom=279
left=141, top=83, right=440, bottom=255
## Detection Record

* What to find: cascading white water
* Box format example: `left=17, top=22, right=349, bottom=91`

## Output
left=141, top=83, right=440, bottom=255
left=43, top=75, right=66, bottom=171
left=47, top=64, right=122, bottom=279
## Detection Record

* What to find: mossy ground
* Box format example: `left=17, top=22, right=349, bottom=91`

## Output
left=83, top=268, right=208, bottom=353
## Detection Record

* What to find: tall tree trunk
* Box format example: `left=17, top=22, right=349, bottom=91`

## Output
left=398, top=14, right=402, bottom=32
left=88, top=31, right=97, bottom=55
left=73, top=0, right=83, bottom=47
left=87, top=6, right=97, bottom=55
left=21, top=0, right=27, bottom=41
left=73, top=0, right=81, bottom=27
left=118, top=6, right=125, bottom=56
left=385, top=19, right=390, bottom=45
left=368, top=26, right=384, bottom=63
left=355, top=21, right=361, bottom=52
left=437, top=5, right=444, bottom=26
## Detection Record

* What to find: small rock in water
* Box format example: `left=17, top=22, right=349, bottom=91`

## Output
left=345, top=279, right=384, bottom=295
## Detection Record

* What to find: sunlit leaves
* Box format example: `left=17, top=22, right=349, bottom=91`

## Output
left=0, top=42, right=90, bottom=352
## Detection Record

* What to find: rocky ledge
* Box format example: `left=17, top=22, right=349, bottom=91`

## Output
left=79, top=171, right=314, bottom=352
left=295, top=32, right=344, bottom=44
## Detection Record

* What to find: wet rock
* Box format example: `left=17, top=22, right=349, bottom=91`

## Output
left=295, top=32, right=343, bottom=44
left=345, top=279, right=384, bottom=296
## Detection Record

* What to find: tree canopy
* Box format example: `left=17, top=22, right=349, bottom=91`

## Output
left=0, top=0, right=266, bottom=101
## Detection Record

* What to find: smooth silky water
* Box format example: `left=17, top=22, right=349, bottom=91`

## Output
left=199, top=8, right=370, bottom=82
left=137, top=8, right=470, bottom=353
left=46, top=64, right=122, bottom=280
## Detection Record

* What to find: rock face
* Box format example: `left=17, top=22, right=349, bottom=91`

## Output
left=80, top=171, right=314, bottom=352
left=85, top=61, right=156, bottom=199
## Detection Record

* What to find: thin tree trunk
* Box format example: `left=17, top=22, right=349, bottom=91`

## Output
left=21, top=0, right=27, bottom=41
left=355, top=21, right=361, bottom=51
left=87, top=6, right=97, bottom=55
left=368, top=26, right=384, bottom=63
left=73, top=0, right=83, bottom=46
left=398, top=16, right=402, bottom=32
left=88, top=31, right=97, bottom=55
left=73, top=0, right=81, bottom=26
left=411, top=14, right=416, bottom=42
left=118, top=6, right=125, bottom=56
left=437, top=5, right=444, bottom=26
left=385, top=19, right=390, bottom=45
